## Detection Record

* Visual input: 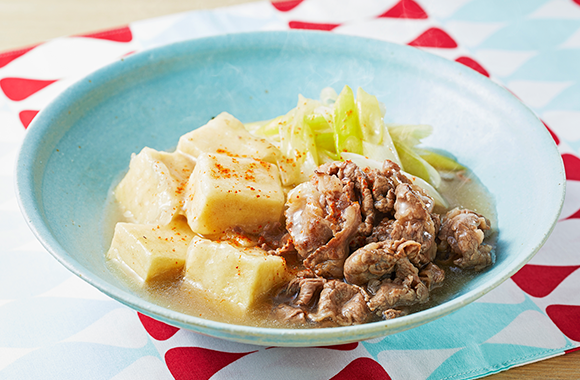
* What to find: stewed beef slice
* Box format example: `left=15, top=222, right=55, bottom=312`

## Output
left=344, top=238, right=421, bottom=286
left=438, top=207, right=493, bottom=270
left=272, top=304, right=307, bottom=324
left=367, top=257, right=429, bottom=313
left=387, top=183, right=439, bottom=265
left=273, top=277, right=371, bottom=326
left=369, top=160, right=411, bottom=213
left=285, top=181, right=334, bottom=259
left=419, top=262, right=445, bottom=290
left=303, top=203, right=361, bottom=278
left=257, top=222, right=296, bottom=255
left=271, top=277, right=326, bottom=324
left=285, top=162, right=362, bottom=278
left=309, top=280, right=371, bottom=326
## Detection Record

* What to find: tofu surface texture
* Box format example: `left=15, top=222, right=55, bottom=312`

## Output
left=184, top=236, right=291, bottom=316
left=115, top=147, right=194, bottom=225
left=185, top=153, right=285, bottom=235
left=107, top=217, right=194, bottom=284
left=177, top=112, right=280, bottom=163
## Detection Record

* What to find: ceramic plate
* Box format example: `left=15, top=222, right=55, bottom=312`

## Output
left=16, top=31, right=565, bottom=346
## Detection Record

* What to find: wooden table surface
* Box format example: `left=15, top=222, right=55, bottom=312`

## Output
left=1, top=0, right=578, bottom=379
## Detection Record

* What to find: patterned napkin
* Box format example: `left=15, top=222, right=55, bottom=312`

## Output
left=1, top=1, right=579, bottom=379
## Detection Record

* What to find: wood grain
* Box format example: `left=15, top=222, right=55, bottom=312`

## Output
left=0, top=0, right=260, bottom=51
left=0, top=0, right=578, bottom=378
left=487, top=350, right=580, bottom=380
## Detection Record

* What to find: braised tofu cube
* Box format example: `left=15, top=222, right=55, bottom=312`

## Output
left=115, top=147, right=194, bottom=225
left=184, top=153, right=285, bottom=235
left=107, top=217, right=194, bottom=284
left=177, top=112, right=280, bottom=163
left=184, top=236, right=291, bottom=316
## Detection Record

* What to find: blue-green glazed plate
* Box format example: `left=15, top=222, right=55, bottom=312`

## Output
left=15, top=31, right=565, bottom=347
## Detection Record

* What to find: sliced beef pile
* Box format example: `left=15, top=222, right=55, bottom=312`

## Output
left=273, top=159, right=494, bottom=327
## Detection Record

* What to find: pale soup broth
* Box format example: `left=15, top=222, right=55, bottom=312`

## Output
left=103, top=168, right=496, bottom=328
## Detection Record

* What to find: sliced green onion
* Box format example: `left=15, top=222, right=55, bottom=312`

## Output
left=333, top=85, right=363, bottom=155
left=394, top=141, right=441, bottom=188
left=416, top=148, right=466, bottom=171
